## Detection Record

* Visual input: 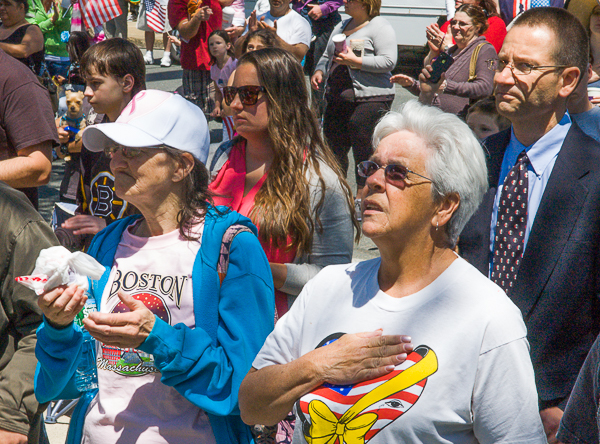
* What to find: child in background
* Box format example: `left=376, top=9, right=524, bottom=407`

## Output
left=57, top=31, right=93, bottom=92
left=56, top=38, right=143, bottom=251
left=209, top=30, right=237, bottom=142
left=241, top=29, right=278, bottom=54
left=466, top=96, right=511, bottom=141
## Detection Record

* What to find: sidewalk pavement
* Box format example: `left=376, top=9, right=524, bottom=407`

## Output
left=127, top=20, right=165, bottom=49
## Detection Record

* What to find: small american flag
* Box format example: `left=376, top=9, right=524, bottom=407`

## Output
left=80, top=0, right=123, bottom=29
left=145, top=0, right=168, bottom=33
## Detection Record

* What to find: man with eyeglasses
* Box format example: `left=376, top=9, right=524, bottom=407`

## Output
left=458, top=7, right=600, bottom=443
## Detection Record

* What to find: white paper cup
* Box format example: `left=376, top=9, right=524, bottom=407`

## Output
left=349, top=39, right=365, bottom=57
left=332, top=34, right=347, bottom=54
left=222, top=7, right=235, bottom=30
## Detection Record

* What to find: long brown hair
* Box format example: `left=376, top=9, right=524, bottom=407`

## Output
left=235, top=48, right=358, bottom=255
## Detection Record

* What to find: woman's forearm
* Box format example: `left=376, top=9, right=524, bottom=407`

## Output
left=270, top=262, right=287, bottom=289
left=239, top=354, right=325, bottom=426
left=239, top=330, right=410, bottom=426
left=443, top=78, right=492, bottom=100
left=178, top=17, right=202, bottom=41
left=0, top=41, right=30, bottom=58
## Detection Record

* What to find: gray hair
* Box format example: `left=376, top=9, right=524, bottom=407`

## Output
left=372, top=101, right=488, bottom=245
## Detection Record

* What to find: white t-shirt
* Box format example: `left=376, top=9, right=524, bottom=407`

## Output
left=82, top=221, right=216, bottom=444
left=253, top=0, right=270, bottom=16
left=256, top=9, right=311, bottom=47
left=253, top=257, right=546, bottom=444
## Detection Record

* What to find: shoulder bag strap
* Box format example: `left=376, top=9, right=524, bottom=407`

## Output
left=468, top=42, right=488, bottom=82
left=217, top=224, right=253, bottom=285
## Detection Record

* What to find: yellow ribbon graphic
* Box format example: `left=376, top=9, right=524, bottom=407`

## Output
left=307, top=400, right=377, bottom=444
left=306, top=346, right=438, bottom=444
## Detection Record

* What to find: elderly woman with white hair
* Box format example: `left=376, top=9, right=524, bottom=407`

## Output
left=238, top=100, right=547, bottom=443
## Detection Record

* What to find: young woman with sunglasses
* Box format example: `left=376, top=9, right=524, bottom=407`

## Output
left=208, top=47, right=358, bottom=317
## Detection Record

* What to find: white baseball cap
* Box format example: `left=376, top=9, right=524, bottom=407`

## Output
left=82, top=90, right=210, bottom=164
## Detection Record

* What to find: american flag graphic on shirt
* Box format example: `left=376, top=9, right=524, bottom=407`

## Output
left=145, top=0, right=168, bottom=33
left=79, top=0, right=122, bottom=29
left=296, top=337, right=437, bottom=444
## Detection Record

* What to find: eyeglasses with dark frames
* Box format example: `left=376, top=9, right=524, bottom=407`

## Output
left=222, top=85, right=266, bottom=106
left=357, top=160, right=433, bottom=186
left=486, top=59, right=569, bottom=76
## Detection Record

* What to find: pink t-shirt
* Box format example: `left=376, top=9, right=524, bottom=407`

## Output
left=82, top=220, right=216, bottom=444
left=210, top=57, right=237, bottom=94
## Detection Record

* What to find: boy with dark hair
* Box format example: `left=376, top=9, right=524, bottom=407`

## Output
left=57, top=38, right=144, bottom=250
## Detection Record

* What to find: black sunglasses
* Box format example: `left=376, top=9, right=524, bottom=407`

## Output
left=222, top=85, right=266, bottom=106
left=357, top=160, right=433, bottom=185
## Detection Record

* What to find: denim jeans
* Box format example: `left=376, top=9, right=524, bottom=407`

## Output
left=45, top=58, right=71, bottom=78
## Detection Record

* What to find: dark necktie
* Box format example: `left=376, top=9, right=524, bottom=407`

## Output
left=491, top=150, right=529, bottom=294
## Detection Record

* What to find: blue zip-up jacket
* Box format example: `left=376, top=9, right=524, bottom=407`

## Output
left=34, top=206, right=275, bottom=444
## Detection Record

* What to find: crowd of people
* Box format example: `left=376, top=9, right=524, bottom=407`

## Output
left=4, top=0, right=600, bottom=443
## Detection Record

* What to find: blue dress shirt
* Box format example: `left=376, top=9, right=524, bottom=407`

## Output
left=488, top=112, right=571, bottom=276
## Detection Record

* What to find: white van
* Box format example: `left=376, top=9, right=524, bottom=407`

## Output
left=381, top=0, right=446, bottom=46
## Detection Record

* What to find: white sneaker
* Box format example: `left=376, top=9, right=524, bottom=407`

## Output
left=144, top=50, right=153, bottom=65
left=160, top=53, right=171, bottom=67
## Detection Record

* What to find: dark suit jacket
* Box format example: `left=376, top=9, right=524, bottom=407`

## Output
left=459, top=123, right=600, bottom=408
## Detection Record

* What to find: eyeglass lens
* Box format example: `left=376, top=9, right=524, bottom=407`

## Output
left=105, top=146, right=142, bottom=158
left=358, top=161, right=409, bottom=184
left=489, top=60, right=532, bottom=75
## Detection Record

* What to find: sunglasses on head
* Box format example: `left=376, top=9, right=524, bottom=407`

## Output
left=222, top=85, right=266, bottom=106
left=357, top=160, right=433, bottom=186
left=104, top=145, right=143, bottom=158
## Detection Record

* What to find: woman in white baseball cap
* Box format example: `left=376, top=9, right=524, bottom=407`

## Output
left=34, top=90, right=275, bottom=444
